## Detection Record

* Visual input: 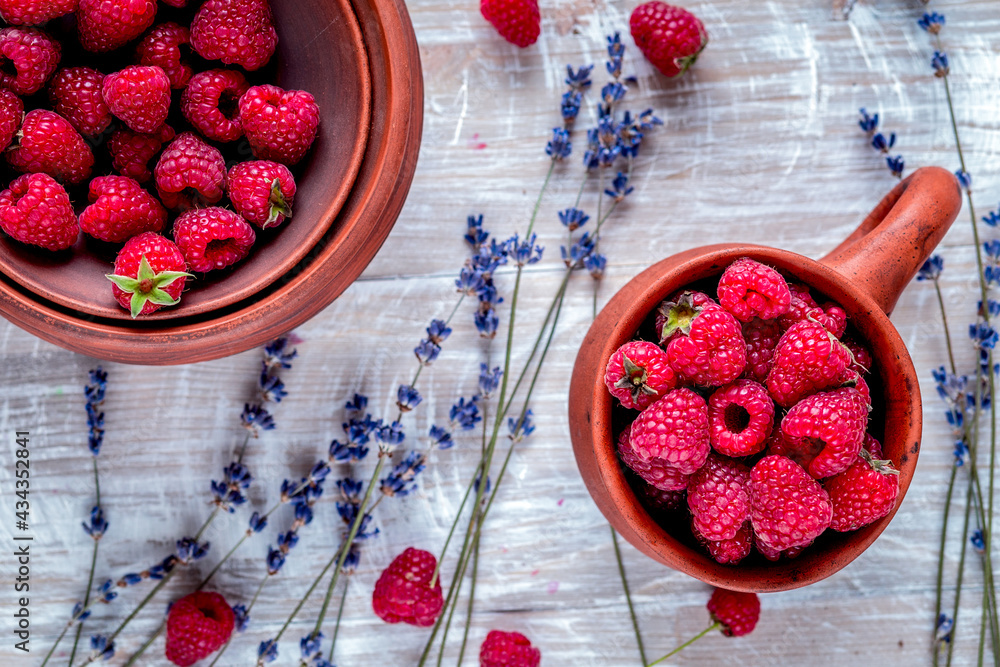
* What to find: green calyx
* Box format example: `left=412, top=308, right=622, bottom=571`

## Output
left=671, top=29, right=708, bottom=78
left=860, top=447, right=900, bottom=476
left=105, top=255, right=193, bottom=319
left=265, top=177, right=293, bottom=229
left=658, top=292, right=703, bottom=343
left=613, top=353, right=658, bottom=403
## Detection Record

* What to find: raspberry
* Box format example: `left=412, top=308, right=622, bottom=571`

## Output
left=618, top=428, right=691, bottom=491
left=825, top=447, right=899, bottom=532
left=630, top=1, right=707, bottom=78
left=0, top=0, right=76, bottom=26
left=742, top=317, right=782, bottom=383
left=0, top=26, right=60, bottom=95
left=227, top=160, right=296, bottom=229
left=748, top=454, right=832, bottom=551
left=79, top=175, right=167, bottom=243
left=654, top=290, right=716, bottom=344
left=707, top=588, right=759, bottom=637
left=6, top=109, right=94, bottom=184
left=372, top=547, right=444, bottom=627
left=154, top=132, right=226, bottom=210
left=717, top=258, right=791, bottom=322
left=628, top=387, right=710, bottom=476
left=779, top=386, right=868, bottom=479
left=842, top=335, right=873, bottom=375
left=863, top=432, right=883, bottom=459
left=48, top=67, right=112, bottom=137
left=239, top=84, right=320, bottom=166
left=838, top=368, right=871, bottom=407
left=0, top=89, right=24, bottom=152
left=103, top=65, right=171, bottom=134
left=765, top=320, right=853, bottom=408
left=0, top=173, right=78, bottom=251
left=480, top=0, right=540, bottom=48
left=106, top=231, right=190, bottom=317
left=779, top=284, right=847, bottom=337
left=479, top=630, right=541, bottom=667
left=190, top=0, right=277, bottom=71
left=665, top=303, right=747, bottom=387
left=164, top=591, right=235, bottom=667
left=172, top=208, right=255, bottom=273
left=108, top=123, right=174, bottom=182
left=180, top=69, right=250, bottom=143
left=136, top=23, right=192, bottom=89
left=694, top=519, right=753, bottom=565
left=640, top=484, right=686, bottom=512
left=604, top=340, right=677, bottom=411
left=77, top=0, right=156, bottom=53
left=707, top=379, right=773, bottom=457
left=687, top=454, right=751, bottom=541
left=755, top=538, right=782, bottom=562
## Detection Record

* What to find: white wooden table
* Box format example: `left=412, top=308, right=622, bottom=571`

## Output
left=3, top=0, right=1000, bottom=664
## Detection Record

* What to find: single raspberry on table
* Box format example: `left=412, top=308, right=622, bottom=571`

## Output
left=629, top=387, right=710, bottom=475
left=0, top=89, right=24, bottom=152
left=825, top=447, right=899, bottom=532
left=6, top=109, right=94, bottom=184
left=604, top=340, right=677, bottom=411
left=154, top=131, right=227, bottom=210
left=630, top=1, right=707, bottom=78
left=0, top=26, right=60, bottom=95
left=619, top=429, right=691, bottom=491
left=172, top=208, right=255, bottom=273
left=190, top=0, right=277, bottom=71
left=0, top=0, right=77, bottom=26
left=136, top=23, right=192, bottom=89
left=663, top=298, right=747, bottom=387
left=79, top=175, right=166, bottom=243
left=180, top=69, right=250, bottom=143
left=765, top=320, right=853, bottom=408
left=706, top=588, right=760, bottom=637
left=227, top=160, right=296, bottom=229
left=707, top=379, right=774, bottom=457
left=0, top=173, right=78, bottom=251
left=748, top=454, right=832, bottom=551
left=717, top=258, right=791, bottom=322
left=103, top=65, right=171, bottom=134
left=742, top=317, right=782, bottom=383
left=372, top=547, right=444, bottom=627
left=779, top=386, right=868, bottom=479
left=164, top=591, right=235, bottom=667
left=687, top=453, right=751, bottom=542
left=480, top=0, right=540, bottom=48
left=108, top=123, right=175, bottom=183
left=239, top=84, right=320, bottom=166
left=48, top=67, right=113, bottom=137
left=77, top=0, right=156, bottom=52
left=106, top=231, right=190, bottom=318
left=694, top=519, right=753, bottom=565
left=654, top=290, right=716, bottom=344
left=479, top=630, right=541, bottom=667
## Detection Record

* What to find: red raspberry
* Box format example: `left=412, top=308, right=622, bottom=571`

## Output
left=79, top=175, right=167, bottom=243
left=779, top=387, right=868, bottom=479
left=748, top=454, right=832, bottom=551
left=863, top=432, right=883, bottom=459
left=742, top=317, right=782, bottom=383
left=180, top=69, right=250, bottom=143
left=6, top=109, right=94, bottom=184
left=617, top=429, right=691, bottom=491
left=630, top=1, right=707, bottom=78
left=48, top=67, right=112, bottom=137
left=838, top=368, right=871, bottom=407
left=765, top=320, right=852, bottom=408
left=665, top=303, right=747, bottom=387
left=108, top=123, right=174, bottom=182
left=136, top=23, right=192, bottom=89
left=77, top=0, right=156, bottom=53
left=628, top=387, right=710, bottom=475
left=0, top=89, right=24, bottom=152
left=172, top=208, right=255, bottom=273
left=0, top=27, right=60, bottom=95
left=190, top=0, right=277, bottom=71
left=154, top=132, right=226, bottom=210
left=239, top=84, right=320, bottom=166
left=687, top=454, right=751, bottom=541
left=842, top=335, right=873, bottom=374
left=717, top=258, right=791, bottom=322
left=164, top=591, right=235, bottom=667
left=479, top=630, right=541, bottom=667
left=480, top=0, right=540, bottom=48
left=707, top=379, right=773, bottom=457
left=654, top=290, right=716, bottom=344
left=641, top=484, right=686, bottom=512
left=604, top=340, right=677, bottom=411
left=819, top=302, right=848, bottom=337
left=0, top=173, right=78, bottom=251
left=103, top=65, right=171, bottom=134
left=106, top=231, right=190, bottom=317
left=694, top=520, right=753, bottom=565
left=825, top=447, right=899, bottom=532
left=707, top=588, right=759, bottom=637
left=372, top=547, right=444, bottom=627
left=755, top=538, right=782, bottom=562
left=779, top=284, right=847, bottom=337
left=227, top=160, right=296, bottom=229
left=0, top=0, right=76, bottom=26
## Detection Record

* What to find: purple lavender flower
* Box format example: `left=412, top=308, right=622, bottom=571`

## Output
left=429, top=425, right=453, bottom=449
left=983, top=204, right=1000, bottom=227
left=89, top=635, right=115, bottom=661
left=241, top=403, right=275, bottom=437
left=917, top=255, right=944, bottom=281
left=559, top=207, right=590, bottom=231
left=396, top=384, right=423, bottom=412
left=263, top=337, right=298, bottom=371
left=546, top=128, right=572, bottom=160
left=258, top=638, right=279, bottom=664
left=380, top=451, right=427, bottom=497
left=450, top=396, right=482, bottom=430
left=233, top=604, right=250, bottom=633
left=932, top=51, right=949, bottom=77
left=478, top=364, right=503, bottom=398
left=858, top=108, right=879, bottom=135
left=82, top=506, right=108, bottom=540
left=918, top=12, right=945, bottom=35
left=508, top=409, right=537, bottom=443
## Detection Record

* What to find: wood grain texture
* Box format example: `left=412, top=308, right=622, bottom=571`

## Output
left=1, top=0, right=999, bottom=664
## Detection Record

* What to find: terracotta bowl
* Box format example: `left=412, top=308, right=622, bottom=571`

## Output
left=0, top=0, right=422, bottom=363
left=568, top=166, right=962, bottom=593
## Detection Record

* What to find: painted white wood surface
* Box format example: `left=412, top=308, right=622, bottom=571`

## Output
left=2, top=0, right=1000, bottom=664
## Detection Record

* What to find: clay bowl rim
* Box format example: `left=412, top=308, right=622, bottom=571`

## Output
left=569, top=243, right=920, bottom=593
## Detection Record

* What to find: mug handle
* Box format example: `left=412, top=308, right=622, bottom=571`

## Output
left=820, top=166, right=962, bottom=315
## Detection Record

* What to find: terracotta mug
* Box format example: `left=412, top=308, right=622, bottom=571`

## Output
left=568, top=166, right=962, bottom=592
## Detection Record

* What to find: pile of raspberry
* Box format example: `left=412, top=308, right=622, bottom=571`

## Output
left=604, top=257, right=900, bottom=564
left=0, top=0, right=320, bottom=318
